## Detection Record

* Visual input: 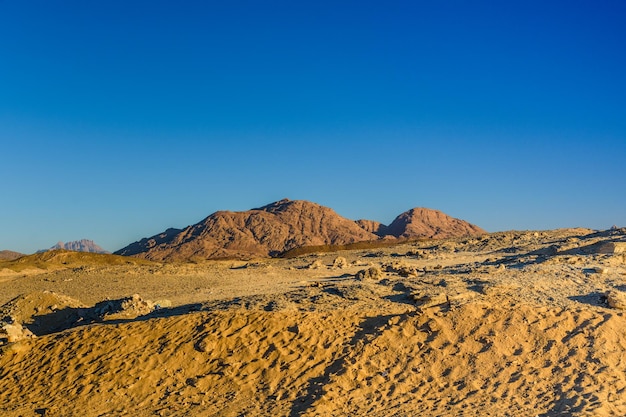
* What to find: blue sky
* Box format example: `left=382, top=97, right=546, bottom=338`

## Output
left=1, top=1, right=625, bottom=253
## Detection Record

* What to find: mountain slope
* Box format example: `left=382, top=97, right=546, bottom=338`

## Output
left=116, top=200, right=485, bottom=261
left=116, top=199, right=379, bottom=261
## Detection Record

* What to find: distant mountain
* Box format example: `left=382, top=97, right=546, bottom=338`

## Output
left=0, top=250, right=24, bottom=261
left=116, top=199, right=485, bottom=261
left=45, top=240, right=110, bottom=254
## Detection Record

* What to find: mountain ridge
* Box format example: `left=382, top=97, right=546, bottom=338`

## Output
left=115, top=199, right=485, bottom=261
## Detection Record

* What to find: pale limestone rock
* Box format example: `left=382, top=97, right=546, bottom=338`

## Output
left=356, top=267, right=383, bottom=281
left=1, top=321, right=36, bottom=344
left=606, top=290, right=626, bottom=310
left=332, top=257, right=348, bottom=269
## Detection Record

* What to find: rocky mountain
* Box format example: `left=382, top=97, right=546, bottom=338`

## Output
left=382, top=207, right=486, bottom=240
left=46, top=240, right=110, bottom=254
left=116, top=199, right=485, bottom=261
left=116, top=199, right=379, bottom=261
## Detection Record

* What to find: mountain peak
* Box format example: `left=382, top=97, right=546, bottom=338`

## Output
left=47, top=239, right=110, bottom=254
left=383, top=207, right=486, bottom=239
left=116, top=199, right=377, bottom=261
left=252, top=198, right=309, bottom=213
left=115, top=200, right=485, bottom=261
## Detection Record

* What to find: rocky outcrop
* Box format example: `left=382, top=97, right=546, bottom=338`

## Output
left=383, top=208, right=485, bottom=240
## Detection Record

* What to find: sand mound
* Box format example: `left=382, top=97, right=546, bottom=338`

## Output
left=0, top=291, right=86, bottom=338
left=308, top=304, right=626, bottom=416
left=1, top=301, right=626, bottom=416
left=0, top=292, right=169, bottom=345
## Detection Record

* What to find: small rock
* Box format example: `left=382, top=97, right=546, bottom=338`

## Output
left=332, top=257, right=348, bottom=269
left=606, top=290, right=626, bottom=310
left=383, top=262, right=419, bottom=277
left=412, top=293, right=449, bottom=308
left=307, top=259, right=325, bottom=270
left=593, top=267, right=609, bottom=274
left=154, top=300, right=172, bottom=309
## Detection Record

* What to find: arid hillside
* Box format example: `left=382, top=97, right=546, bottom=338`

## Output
left=115, top=199, right=484, bottom=261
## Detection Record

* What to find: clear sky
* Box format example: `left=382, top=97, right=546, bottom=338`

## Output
left=1, top=1, right=625, bottom=254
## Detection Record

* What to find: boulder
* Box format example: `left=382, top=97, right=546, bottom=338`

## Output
left=606, top=290, right=626, bottom=310
left=355, top=267, right=383, bottom=281
left=1, top=321, right=36, bottom=344
left=598, top=242, right=626, bottom=254
left=332, top=257, right=348, bottom=269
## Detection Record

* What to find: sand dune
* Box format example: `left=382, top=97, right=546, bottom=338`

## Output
left=1, top=228, right=626, bottom=416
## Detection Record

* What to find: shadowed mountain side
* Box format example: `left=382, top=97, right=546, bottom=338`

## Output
left=113, top=227, right=182, bottom=259
left=355, top=219, right=389, bottom=236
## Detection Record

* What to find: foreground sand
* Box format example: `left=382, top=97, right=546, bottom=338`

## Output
left=1, top=228, right=626, bottom=416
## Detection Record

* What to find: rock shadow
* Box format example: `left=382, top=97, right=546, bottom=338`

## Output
left=17, top=299, right=205, bottom=337
left=567, top=292, right=608, bottom=308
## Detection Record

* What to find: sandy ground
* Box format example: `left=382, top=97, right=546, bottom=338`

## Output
left=1, top=228, right=626, bottom=416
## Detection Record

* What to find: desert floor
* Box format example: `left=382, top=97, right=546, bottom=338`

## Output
left=1, top=228, right=626, bottom=416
